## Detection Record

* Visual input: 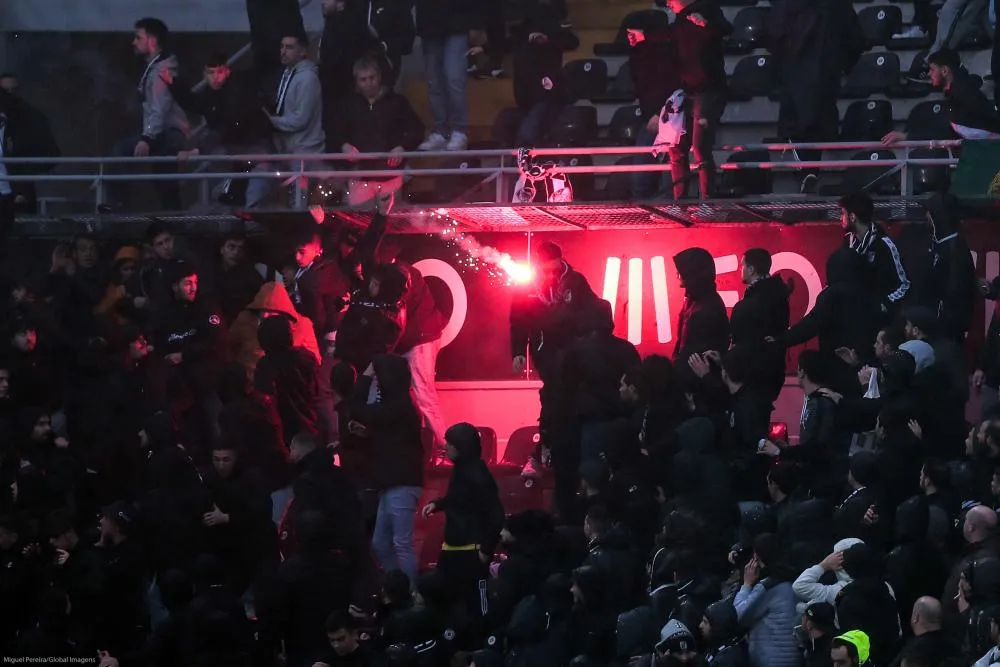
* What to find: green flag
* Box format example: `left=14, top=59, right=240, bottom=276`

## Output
left=951, top=139, right=1000, bottom=197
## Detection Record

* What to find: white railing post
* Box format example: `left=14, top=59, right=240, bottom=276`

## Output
left=901, top=146, right=911, bottom=197
left=95, top=161, right=105, bottom=208
left=294, top=159, right=307, bottom=210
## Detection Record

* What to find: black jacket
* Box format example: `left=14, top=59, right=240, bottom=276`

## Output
left=510, top=260, right=601, bottom=381
left=511, top=3, right=580, bottom=109
left=152, top=297, right=227, bottom=393
left=168, top=72, right=271, bottom=149
left=0, top=92, right=60, bottom=209
left=319, top=0, right=380, bottom=101
left=944, top=73, right=1000, bottom=136
left=703, top=601, right=750, bottom=667
left=557, top=329, right=641, bottom=423
left=581, top=525, right=643, bottom=613
left=204, top=261, right=264, bottom=327
left=395, top=262, right=447, bottom=353
left=980, top=278, right=1000, bottom=387
left=836, top=576, right=900, bottom=667
left=415, top=0, right=486, bottom=38
left=335, top=264, right=407, bottom=372
left=779, top=391, right=845, bottom=497
left=730, top=274, right=790, bottom=400
left=781, top=248, right=881, bottom=360
left=350, top=354, right=424, bottom=490
left=630, top=27, right=680, bottom=119
left=433, top=426, right=504, bottom=555
left=834, top=486, right=886, bottom=550
left=672, top=248, right=730, bottom=378
left=885, top=496, right=948, bottom=624
left=846, top=224, right=910, bottom=315
left=922, top=194, right=976, bottom=340
left=254, top=317, right=320, bottom=442
left=666, top=0, right=732, bottom=93
left=287, top=447, right=365, bottom=560
left=335, top=89, right=425, bottom=153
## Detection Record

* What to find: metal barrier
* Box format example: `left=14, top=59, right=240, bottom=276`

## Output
left=2, top=139, right=963, bottom=210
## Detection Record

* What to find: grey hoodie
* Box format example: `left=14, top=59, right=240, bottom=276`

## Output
left=140, top=52, right=190, bottom=142
left=270, top=59, right=325, bottom=155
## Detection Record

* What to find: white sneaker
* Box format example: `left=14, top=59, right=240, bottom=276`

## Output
left=446, top=131, right=468, bottom=151
left=892, top=25, right=927, bottom=39
left=418, top=132, right=448, bottom=151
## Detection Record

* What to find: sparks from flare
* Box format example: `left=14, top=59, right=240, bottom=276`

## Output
left=421, top=210, right=534, bottom=285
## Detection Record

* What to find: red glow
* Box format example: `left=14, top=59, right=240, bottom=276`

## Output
left=502, top=258, right=534, bottom=285
left=769, top=422, right=788, bottom=442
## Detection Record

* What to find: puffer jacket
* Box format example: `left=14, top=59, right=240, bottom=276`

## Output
left=733, top=579, right=801, bottom=667
left=228, top=282, right=321, bottom=378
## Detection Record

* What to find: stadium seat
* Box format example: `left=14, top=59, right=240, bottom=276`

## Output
left=887, top=24, right=933, bottom=50
left=840, top=52, right=900, bottom=97
left=607, top=105, right=646, bottom=145
left=840, top=99, right=894, bottom=141
left=594, top=10, right=671, bottom=56
left=909, top=147, right=951, bottom=194
left=728, top=54, right=778, bottom=101
left=858, top=6, right=902, bottom=46
left=888, top=50, right=933, bottom=97
left=548, top=105, right=598, bottom=147
left=905, top=100, right=953, bottom=140
left=492, top=106, right=524, bottom=147
left=564, top=59, right=609, bottom=101
left=503, top=426, right=541, bottom=466
left=416, top=157, right=490, bottom=203
left=719, top=150, right=773, bottom=197
left=593, top=62, right=636, bottom=103
left=726, top=7, right=770, bottom=54
left=843, top=149, right=901, bottom=195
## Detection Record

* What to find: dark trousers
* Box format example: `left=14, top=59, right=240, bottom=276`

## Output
left=107, top=130, right=185, bottom=210
left=437, top=549, right=489, bottom=633
left=0, top=193, right=13, bottom=257
left=516, top=101, right=564, bottom=146
left=912, top=0, right=938, bottom=32
left=668, top=90, right=726, bottom=199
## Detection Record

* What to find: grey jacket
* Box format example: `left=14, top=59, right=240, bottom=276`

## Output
left=140, top=53, right=190, bottom=142
left=270, top=59, right=325, bottom=155
left=734, top=581, right=801, bottom=667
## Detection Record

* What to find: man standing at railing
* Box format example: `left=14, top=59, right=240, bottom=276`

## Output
left=104, top=18, right=190, bottom=212
left=264, top=32, right=325, bottom=208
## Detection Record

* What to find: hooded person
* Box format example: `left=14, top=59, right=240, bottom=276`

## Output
left=254, top=315, right=320, bottom=444
left=94, top=245, right=143, bottom=326
left=831, top=630, right=871, bottom=667
left=961, top=557, right=1000, bottom=658
left=780, top=247, right=882, bottom=364
left=671, top=248, right=730, bottom=386
left=335, top=262, right=408, bottom=373
left=349, top=353, right=424, bottom=584
left=792, top=537, right=865, bottom=613
left=835, top=543, right=901, bottom=666
left=491, top=509, right=559, bottom=627
left=920, top=192, right=975, bottom=343
left=699, top=600, right=749, bottom=667
left=570, top=565, right=619, bottom=664
left=654, top=619, right=700, bottom=667
left=228, top=282, right=321, bottom=378
left=614, top=607, right=659, bottom=667
left=885, top=496, right=949, bottom=624
left=505, top=594, right=564, bottom=667
left=422, top=423, right=504, bottom=629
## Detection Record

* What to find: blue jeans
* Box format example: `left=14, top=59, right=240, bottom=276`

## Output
left=423, top=34, right=469, bottom=135
left=372, top=485, right=422, bottom=583
left=516, top=101, right=564, bottom=146
left=631, top=124, right=668, bottom=199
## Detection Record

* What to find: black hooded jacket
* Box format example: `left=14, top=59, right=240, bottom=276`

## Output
left=511, top=2, right=580, bottom=109
left=672, top=248, right=730, bottom=377
left=350, top=354, right=424, bottom=490
left=628, top=14, right=679, bottom=120
left=433, top=424, right=504, bottom=555
left=835, top=544, right=901, bottom=666
left=730, top=274, right=790, bottom=399
left=781, top=248, right=881, bottom=359
left=703, top=600, right=750, bottom=667
left=920, top=193, right=975, bottom=341
left=667, top=0, right=732, bottom=93
left=254, top=316, right=320, bottom=443
left=506, top=595, right=565, bottom=667
left=885, top=495, right=948, bottom=623
left=335, top=263, right=407, bottom=372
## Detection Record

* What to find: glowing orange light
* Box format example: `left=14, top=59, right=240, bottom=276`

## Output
left=501, top=258, right=534, bottom=285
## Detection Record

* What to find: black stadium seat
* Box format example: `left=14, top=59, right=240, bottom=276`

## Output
left=726, top=7, right=770, bottom=54
left=841, top=99, right=894, bottom=141
left=888, top=50, right=933, bottom=98
left=549, top=105, right=598, bottom=147
left=910, top=147, right=951, bottom=194
left=728, top=54, right=778, bottom=101
left=905, top=100, right=953, bottom=140
left=858, top=6, right=902, bottom=46
left=841, top=52, right=900, bottom=97
left=564, top=59, right=608, bottom=101
left=593, top=62, right=636, bottom=103
left=607, top=105, right=646, bottom=145
left=594, top=9, right=671, bottom=56
left=843, top=149, right=901, bottom=195
left=719, top=150, right=773, bottom=197
left=492, top=106, right=524, bottom=146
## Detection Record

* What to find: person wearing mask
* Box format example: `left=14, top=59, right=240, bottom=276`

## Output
left=160, top=52, right=274, bottom=207
left=421, top=423, right=504, bottom=629
left=733, top=533, right=801, bottom=667
left=839, top=192, right=910, bottom=319
left=799, top=601, right=838, bottom=667
left=350, top=354, right=424, bottom=584
left=890, top=597, right=960, bottom=666
left=729, top=247, right=790, bottom=403
left=662, top=0, right=731, bottom=199
left=673, top=247, right=729, bottom=384
left=506, top=0, right=580, bottom=146
left=336, top=57, right=425, bottom=170
left=414, top=0, right=485, bottom=151
left=885, top=49, right=1000, bottom=142
left=699, top=600, right=749, bottom=667
left=627, top=12, right=677, bottom=199
left=265, top=33, right=325, bottom=205
left=830, top=631, right=872, bottom=667
left=768, top=0, right=864, bottom=193
left=104, top=18, right=189, bottom=211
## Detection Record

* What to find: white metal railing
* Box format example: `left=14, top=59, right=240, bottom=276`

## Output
left=3, top=140, right=964, bottom=210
